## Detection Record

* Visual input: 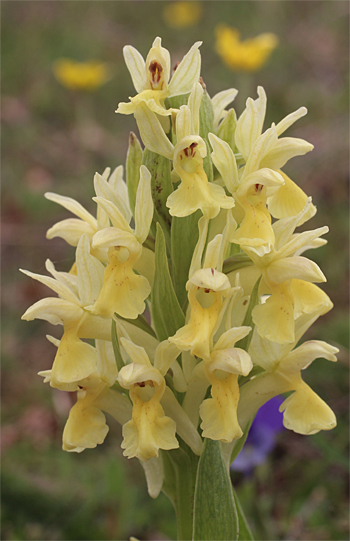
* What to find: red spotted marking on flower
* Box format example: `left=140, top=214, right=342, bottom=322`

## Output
left=183, top=142, right=198, bottom=157
left=136, top=380, right=155, bottom=388
left=149, top=61, right=163, bottom=89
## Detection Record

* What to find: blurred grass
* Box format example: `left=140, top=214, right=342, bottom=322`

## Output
left=1, top=1, right=349, bottom=540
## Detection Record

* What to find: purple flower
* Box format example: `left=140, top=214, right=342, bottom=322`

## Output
left=232, top=396, right=285, bottom=473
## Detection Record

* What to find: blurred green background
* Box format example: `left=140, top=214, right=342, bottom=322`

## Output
left=2, top=1, right=349, bottom=540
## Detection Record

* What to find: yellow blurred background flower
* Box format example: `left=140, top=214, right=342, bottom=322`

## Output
left=215, top=25, right=278, bottom=71
left=53, top=58, right=111, bottom=91
left=163, top=1, right=202, bottom=29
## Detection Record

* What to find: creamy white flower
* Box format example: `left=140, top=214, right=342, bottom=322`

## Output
left=117, top=37, right=202, bottom=118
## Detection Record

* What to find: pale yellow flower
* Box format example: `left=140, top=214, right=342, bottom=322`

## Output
left=177, top=240, right=253, bottom=443
left=238, top=312, right=338, bottom=436
left=88, top=166, right=153, bottom=319
left=215, top=26, right=278, bottom=72
left=199, top=326, right=253, bottom=442
left=226, top=200, right=330, bottom=345
left=246, top=201, right=329, bottom=344
left=171, top=216, right=238, bottom=351
left=53, top=59, right=110, bottom=91
left=116, top=37, right=201, bottom=118
left=209, top=87, right=314, bottom=253
left=21, top=235, right=110, bottom=390
left=117, top=338, right=202, bottom=461
left=163, top=2, right=202, bottom=29
left=135, top=83, right=235, bottom=219
left=170, top=267, right=232, bottom=359
left=45, top=166, right=155, bottom=286
left=45, top=166, right=131, bottom=262
left=62, top=340, right=132, bottom=453
left=169, top=214, right=240, bottom=360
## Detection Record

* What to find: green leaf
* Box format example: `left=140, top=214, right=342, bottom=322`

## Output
left=230, top=420, right=253, bottom=464
left=236, top=275, right=262, bottom=351
left=233, top=487, right=255, bottom=540
left=227, top=242, right=243, bottom=257
left=165, top=93, right=190, bottom=110
left=238, top=365, right=265, bottom=386
left=142, top=235, right=155, bottom=252
left=152, top=223, right=185, bottom=342
left=117, top=313, right=157, bottom=339
left=199, top=89, right=215, bottom=182
left=111, top=319, right=125, bottom=372
left=171, top=210, right=201, bottom=308
left=217, top=109, right=238, bottom=154
left=193, top=438, right=238, bottom=541
left=222, top=253, right=253, bottom=274
left=142, top=148, right=173, bottom=252
left=199, top=88, right=214, bottom=140
left=126, top=132, right=143, bottom=215
left=162, top=443, right=199, bottom=541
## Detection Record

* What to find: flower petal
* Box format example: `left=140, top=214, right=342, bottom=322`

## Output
left=89, top=248, right=150, bottom=319
left=209, top=347, right=253, bottom=376
left=211, top=88, right=238, bottom=129
left=189, top=216, right=209, bottom=278
left=277, top=227, right=329, bottom=260
left=167, top=41, right=202, bottom=97
left=187, top=82, right=203, bottom=135
left=46, top=218, right=95, bottom=246
left=243, top=124, right=278, bottom=177
left=134, top=165, right=153, bottom=244
left=235, top=86, right=267, bottom=160
left=92, top=227, right=139, bottom=253
left=140, top=455, right=164, bottom=499
left=154, top=340, right=181, bottom=376
left=281, top=340, right=338, bottom=373
left=291, top=280, right=333, bottom=320
left=209, top=132, right=239, bottom=193
left=280, top=380, right=337, bottom=435
left=93, top=196, right=133, bottom=233
left=252, top=283, right=295, bottom=344
left=134, top=103, right=174, bottom=159
left=62, top=387, right=110, bottom=452
left=200, top=371, right=242, bottom=442
left=51, top=330, right=99, bottom=388
left=76, top=234, right=105, bottom=306
left=122, top=394, right=178, bottom=461
left=45, top=260, right=79, bottom=297
left=22, top=298, right=83, bottom=326
left=123, top=45, right=146, bottom=93
left=20, top=269, right=79, bottom=304
left=275, top=106, right=307, bottom=137
left=120, top=337, right=151, bottom=367
left=214, top=326, right=251, bottom=350
left=266, top=256, right=326, bottom=285
left=94, top=172, right=131, bottom=224
left=45, top=192, right=97, bottom=229
left=267, top=171, right=315, bottom=224
left=176, top=105, right=193, bottom=141
left=260, top=137, right=314, bottom=170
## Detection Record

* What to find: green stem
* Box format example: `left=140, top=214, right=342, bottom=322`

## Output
left=162, top=445, right=199, bottom=540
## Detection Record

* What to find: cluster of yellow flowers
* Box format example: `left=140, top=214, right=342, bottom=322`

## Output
left=22, top=38, right=337, bottom=498
left=53, top=59, right=111, bottom=91
left=215, top=25, right=278, bottom=71
left=163, top=1, right=202, bottom=29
